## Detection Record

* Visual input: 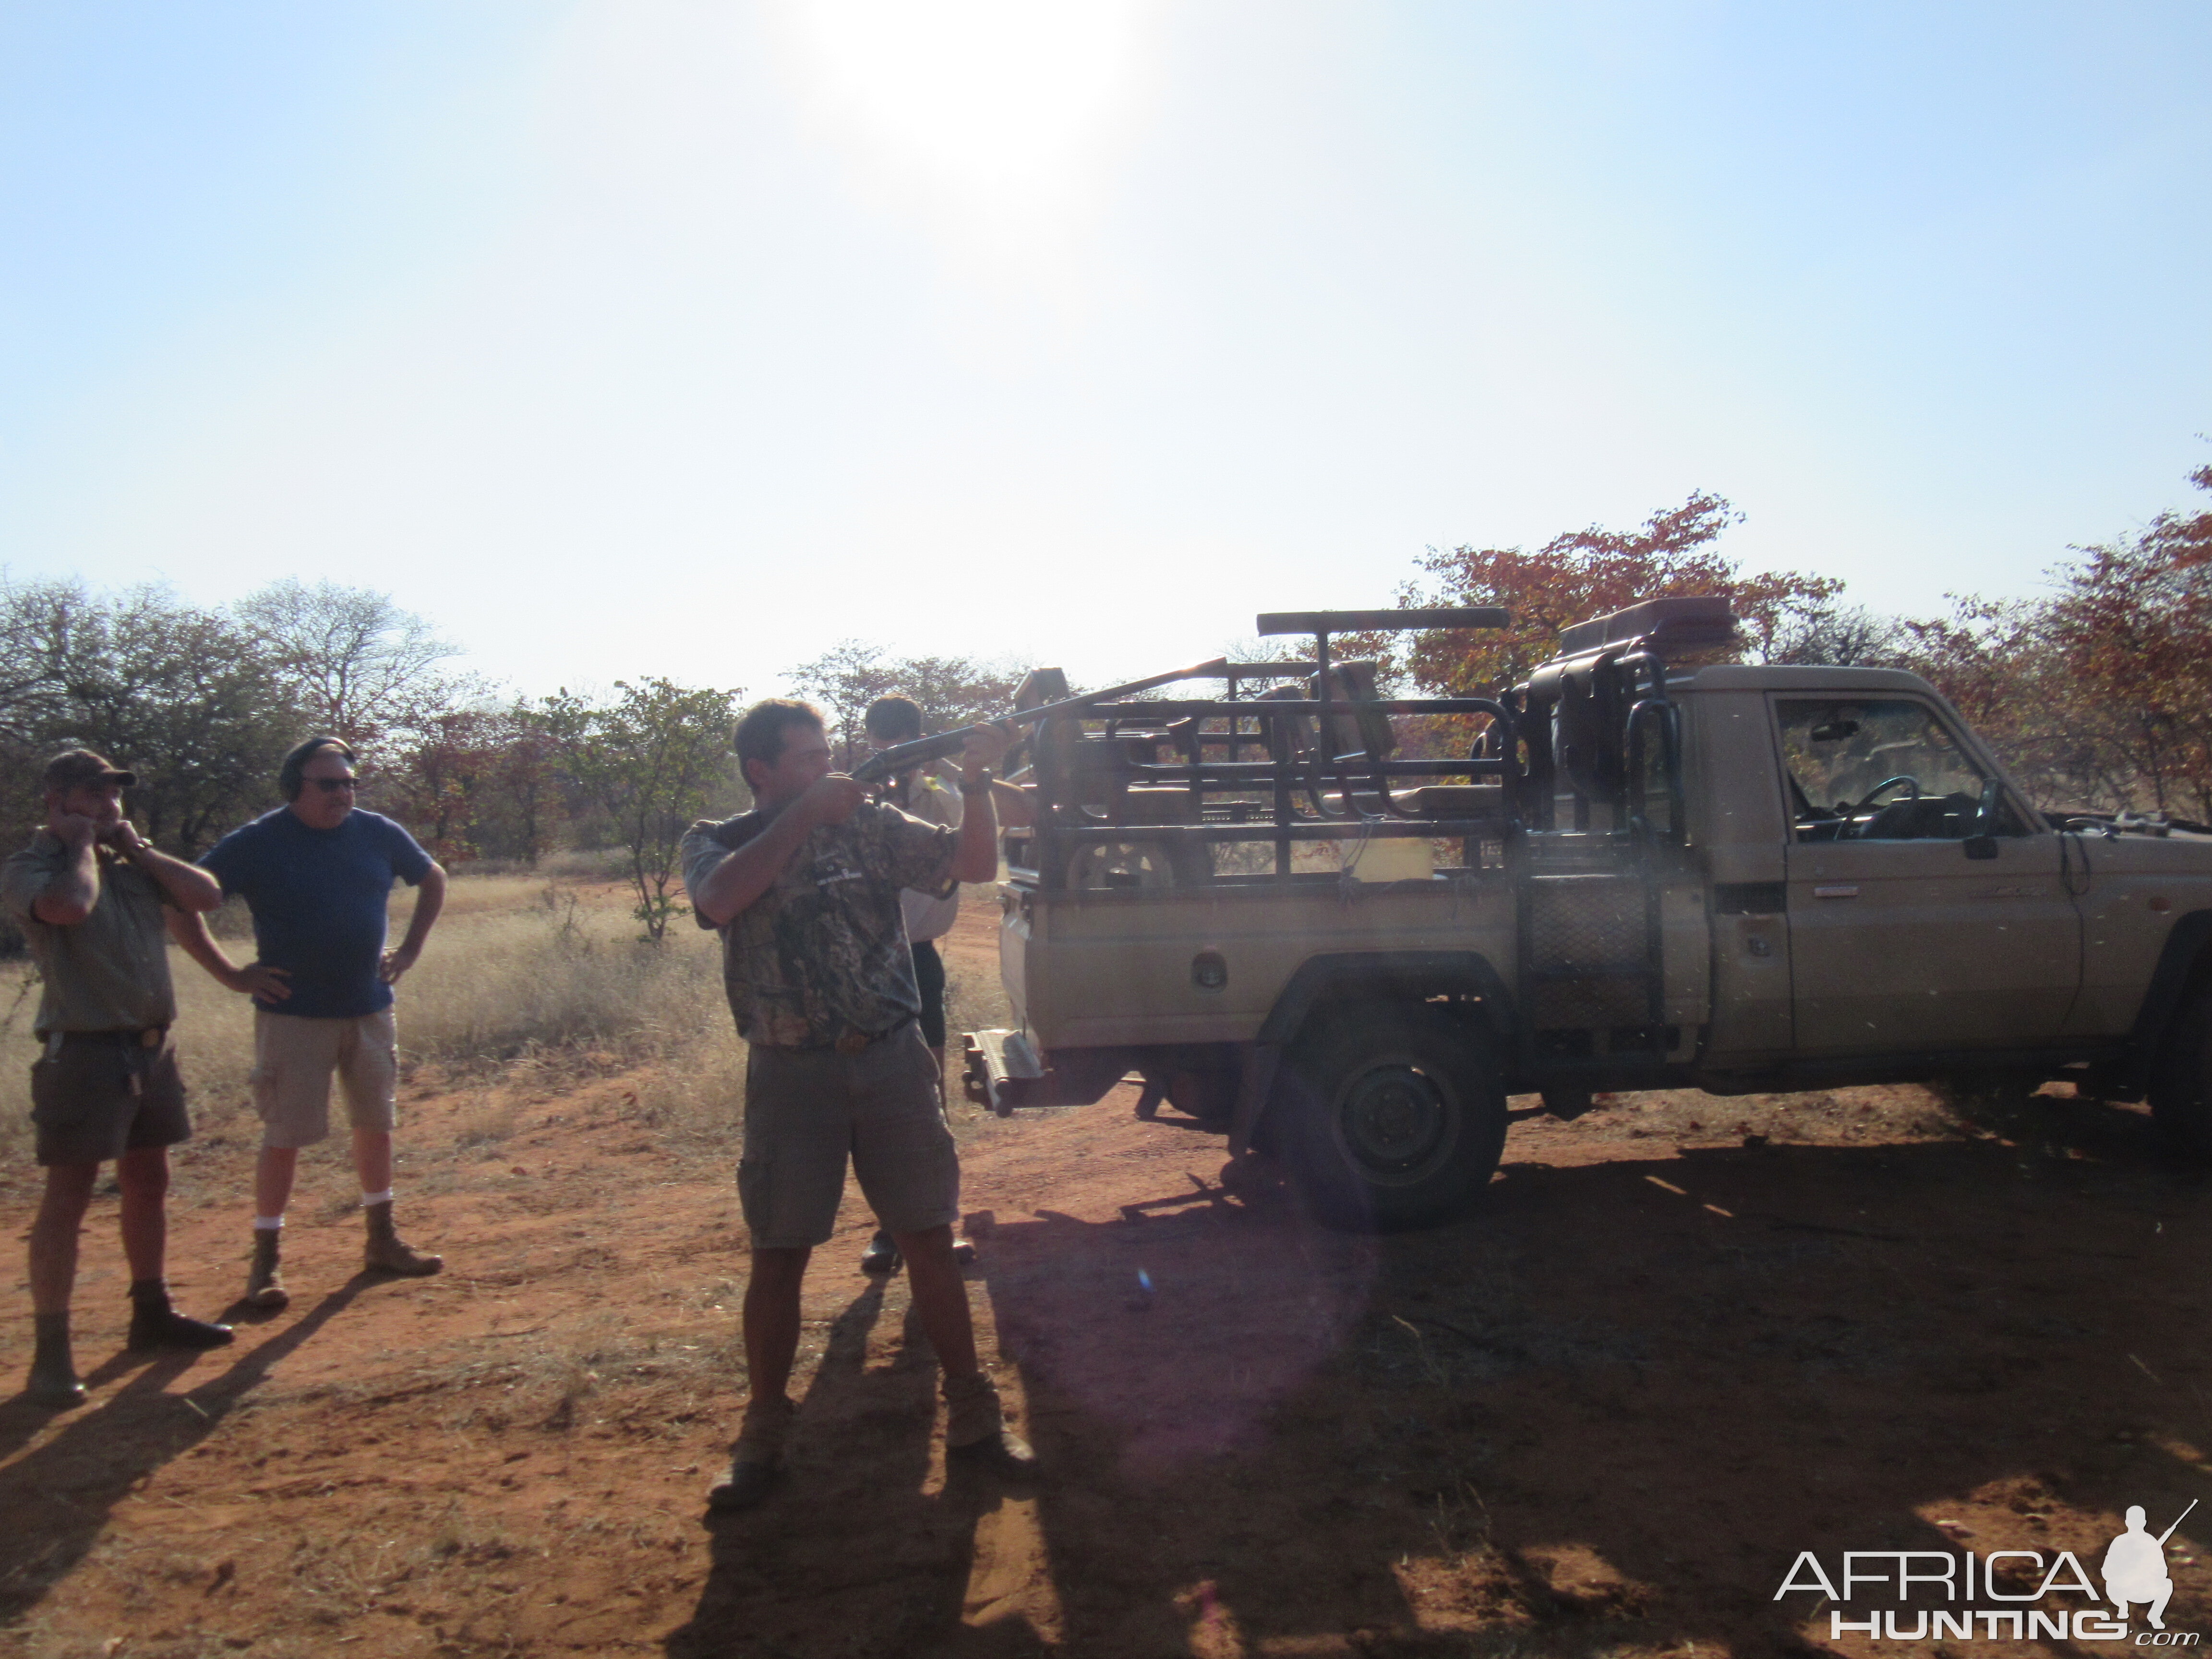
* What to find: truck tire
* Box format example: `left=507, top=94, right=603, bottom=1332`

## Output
left=1273, top=1004, right=1508, bottom=1232
left=2151, top=983, right=2212, bottom=1158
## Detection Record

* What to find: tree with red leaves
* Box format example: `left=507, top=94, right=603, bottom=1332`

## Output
left=1896, top=462, right=2212, bottom=821
left=385, top=703, right=568, bottom=866
left=1381, top=493, right=1840, bottom=695
left=2042, top=464, right=2212, bottom=820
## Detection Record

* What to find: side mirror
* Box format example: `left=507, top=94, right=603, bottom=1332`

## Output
left=1973, top=776, right=2003, bottom=835
left=1963, top=835, right=1999, bottom=861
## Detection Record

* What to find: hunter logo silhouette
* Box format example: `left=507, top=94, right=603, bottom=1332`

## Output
left=2106, top=1500, right=2197, bottom=1630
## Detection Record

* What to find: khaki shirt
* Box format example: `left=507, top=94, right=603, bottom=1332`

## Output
left=680, top=802, right=958, bottom=1049
left=0, top=833, right=178, bottom=1036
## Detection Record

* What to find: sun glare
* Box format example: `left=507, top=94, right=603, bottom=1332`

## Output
left=782, top=0, right=1149, bottom=230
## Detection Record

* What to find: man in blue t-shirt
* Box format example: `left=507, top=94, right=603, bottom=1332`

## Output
left=172, top=736, right=448, bottom=1308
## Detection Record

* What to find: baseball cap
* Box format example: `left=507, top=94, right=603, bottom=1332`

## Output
left=42, top=749, right=137, bottom=790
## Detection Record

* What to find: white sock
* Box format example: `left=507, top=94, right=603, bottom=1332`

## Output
left=360, top=1189, right=394, bottom=1207
left=253, top=1215, right=284, bottom=1231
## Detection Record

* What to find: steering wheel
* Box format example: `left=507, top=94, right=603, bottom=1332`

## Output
left=1849, top=776, right=1920, bottom=812
left=1845, top=775, right=1921, bottom=838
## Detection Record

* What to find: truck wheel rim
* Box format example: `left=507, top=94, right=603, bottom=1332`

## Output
left=1335, top=1063, right=1454, bottom=1178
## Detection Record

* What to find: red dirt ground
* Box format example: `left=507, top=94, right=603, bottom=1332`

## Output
left=5, top=905, right=2212, bottom=1659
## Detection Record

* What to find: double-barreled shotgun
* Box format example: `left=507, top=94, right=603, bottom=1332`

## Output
left=849, top=658, right=1230, bottom=785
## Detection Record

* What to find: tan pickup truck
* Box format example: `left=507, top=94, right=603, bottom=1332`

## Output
left=962, top=597, right=2212, bottom=1230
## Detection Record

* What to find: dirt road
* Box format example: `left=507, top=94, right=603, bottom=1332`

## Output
left=5, top=904, right=2211, bottom=1658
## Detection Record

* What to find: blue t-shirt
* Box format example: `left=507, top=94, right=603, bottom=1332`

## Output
left=200, top=808, right=435, bottom=1019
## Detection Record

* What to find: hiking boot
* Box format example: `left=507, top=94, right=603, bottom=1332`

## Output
left=943, top=1372, right=1038, bottom=1476
left=949, top=1429, right=1039, bottom=1476
left=26, top=1313, right=86, bottom=1409
left=706, top=1395, right=794, bottom=1513
left=125, top=1283, right=234, bottom=1352
left=363, top=1201, right=443, bottom=1277
left=705, top=1458, right=782, bottom=1512
left=859, top=1231, right=902, bottom=1275
left=244, top=1229, right=289, bottom=1310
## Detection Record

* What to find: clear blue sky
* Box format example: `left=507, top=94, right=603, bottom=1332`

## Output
left=3, top=1, right=2207, bottom=697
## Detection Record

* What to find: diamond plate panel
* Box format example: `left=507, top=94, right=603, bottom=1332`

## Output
left=1525, top=874, right=1651, bottom=1027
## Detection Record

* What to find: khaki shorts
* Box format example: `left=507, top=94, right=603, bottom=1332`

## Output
left=738, top=1023, right=958, bottom=1250
left=28, top=1032, right=191, bottom=1166
left=252, top=1010, right=399, bottom=1149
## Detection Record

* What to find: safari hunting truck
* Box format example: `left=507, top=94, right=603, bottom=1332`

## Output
left=947, top=597, right=2212, bottom=1231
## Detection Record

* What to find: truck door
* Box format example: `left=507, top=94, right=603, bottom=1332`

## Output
left=1773, top=696, right=2080, bottom=1055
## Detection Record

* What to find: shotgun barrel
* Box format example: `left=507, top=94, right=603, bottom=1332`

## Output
left=849, top=657, right=1232, bottom=784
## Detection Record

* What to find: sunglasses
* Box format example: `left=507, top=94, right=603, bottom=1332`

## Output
left=309, top=777, right=358, bottom=793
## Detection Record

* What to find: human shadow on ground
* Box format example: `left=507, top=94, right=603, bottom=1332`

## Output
left=670, top=1094, right=2212, bottom=1658
left=0, top=1275, right=372, bottom=1619
left=667, top=1274, right=1049, bottom=1659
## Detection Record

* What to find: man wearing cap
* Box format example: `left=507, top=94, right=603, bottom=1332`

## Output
left=170, top=736, right=447, bottom=1308
left=680, top=698, right=1033, bottom=1512
left=2, top=750, right=235, bottom=1409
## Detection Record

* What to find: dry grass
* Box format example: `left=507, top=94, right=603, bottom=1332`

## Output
left=943, top=880, right=1013, bottom=1042
left=0, top=873, right=740, bottom=1185
left=534, top=847, right=631, bottom=882
left=395, top=877, right=724, bottom=1072
left=0, top=870, right=1019, bottom=1188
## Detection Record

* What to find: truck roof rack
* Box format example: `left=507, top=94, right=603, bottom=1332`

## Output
left=1256, top=607, right=1510, bottom=636
left=1555, top=596, right=1735, bottom=658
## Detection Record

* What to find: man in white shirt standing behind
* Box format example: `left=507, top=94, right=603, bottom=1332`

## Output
left=855, top=696, right=974, bottom=1278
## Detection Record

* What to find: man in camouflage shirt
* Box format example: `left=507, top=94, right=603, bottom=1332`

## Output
left=680, top=698, right=1031, bottom=1511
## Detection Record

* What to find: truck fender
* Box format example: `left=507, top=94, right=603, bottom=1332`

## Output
left=2125, top=909, right=2212, bottom=1091
left=1230, top=952, right=1517, bottom=1156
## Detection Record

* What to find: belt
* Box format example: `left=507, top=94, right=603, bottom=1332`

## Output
left=760, top=1020, right=913, bottom=1057
left=58, top=1027, right=168, bottom=1048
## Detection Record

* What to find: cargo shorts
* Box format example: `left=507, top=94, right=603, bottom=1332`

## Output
left=737, top=1022, right=959, bottom=1250
left=251, top=1010, right=400, bottom=1149
left=28, top=1030, right=192, bottom=1167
